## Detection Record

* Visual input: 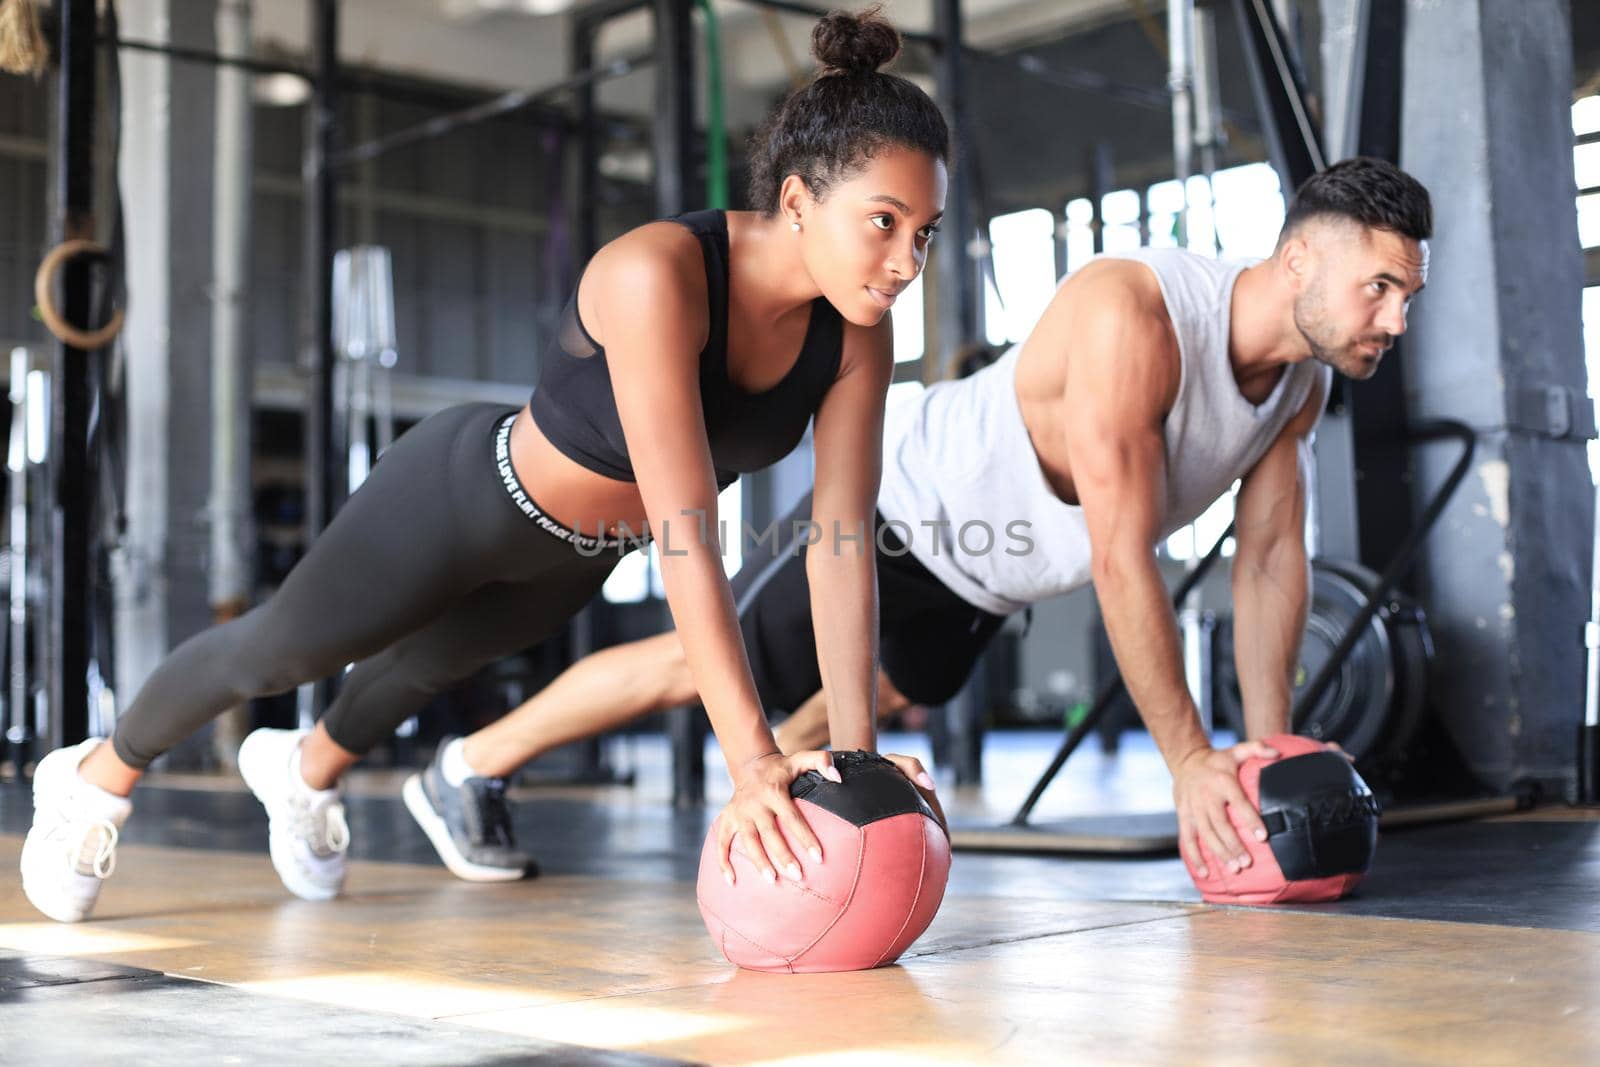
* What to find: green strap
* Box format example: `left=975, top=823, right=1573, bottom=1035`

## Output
left=696, top=0, right=729, bottom=209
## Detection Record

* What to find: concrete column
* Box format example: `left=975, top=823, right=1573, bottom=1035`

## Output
left=115, top=0, right=220, bottom=765
left=1400, top=0, right=1592, bottom=795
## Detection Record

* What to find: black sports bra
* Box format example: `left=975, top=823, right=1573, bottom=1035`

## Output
left=529, top=210, right=844, bottom=490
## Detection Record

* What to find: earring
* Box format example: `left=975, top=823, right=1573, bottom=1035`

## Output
left=791, top=221, right=801, bottom=232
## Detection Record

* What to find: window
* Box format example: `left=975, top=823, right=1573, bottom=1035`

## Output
left=983, top=208, right=1058, bottom=346
left=1577, top=95, right=1600, bottom=481
left=1180, top=177, right=1218, bottom=256
left=1063, top=197, right=1096, bottom=273
left=1146, top=179, right=1186, bottom=250
left=1211, top=163, right=1283, bottom=258
left=1100, top=188, right=1143, bottom=253
left=1584, top=287, right=1600, bottom=481
left=1578, top=101, right=1600, bottom=252
left=892, top=273, right=926, bottom=365
left=1165, top=481, right=1239, bottom=561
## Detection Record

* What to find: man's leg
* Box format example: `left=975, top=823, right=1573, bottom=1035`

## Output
left=26, top=403, right=517, bottom=919
left=458, top=495, right=825, bottom=782
left=773, top=670, right=913, bottom=754
left=91, top=403, right=513, bottom=783
left=461, top=631, right=696, bottom=778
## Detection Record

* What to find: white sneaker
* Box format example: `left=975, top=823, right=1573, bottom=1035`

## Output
left=20, top=739, right=133, bottom=923
left=237, top=727, right=349, bottom=902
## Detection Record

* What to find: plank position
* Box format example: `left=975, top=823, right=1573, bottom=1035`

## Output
left=413, top=158, right=1431, bottom=886
left=21, top=9, right=951, bottom=921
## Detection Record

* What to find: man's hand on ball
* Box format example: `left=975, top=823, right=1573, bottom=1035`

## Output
left=1172, top=739, right=1278, bottom=879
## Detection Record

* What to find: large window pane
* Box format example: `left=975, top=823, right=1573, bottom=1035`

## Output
left=1574, top=95, right=1600, bottom=136
left=985, top=208, right=1058, bottom=345
left=1211, top=163, right=1282, bottom=258
left=1147, top=179, right=1185, bottom=249
left=1164, top=482, right=1239, bottom=562
left=892, top=273, right=925, bottom=364
left=1584, top=287, right=1600, bottom=481
left=1182, top=174, right=1218, bottom=257
left=1578, top=193, right=1600, bottom=250
left=1064, top=197, right=1096, bottom=272
left=1101, top=188, right=1142, bottom=253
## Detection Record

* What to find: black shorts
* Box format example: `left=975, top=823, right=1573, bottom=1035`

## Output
left=733, top=492, right=1008, bottom=713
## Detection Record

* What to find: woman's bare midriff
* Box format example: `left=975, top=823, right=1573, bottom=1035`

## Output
left=507, top=405, right=650, bottom=539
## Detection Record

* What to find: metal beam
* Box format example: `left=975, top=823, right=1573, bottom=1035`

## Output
left=1345, top=0, right=1413, bottom=578
left=652, top=0, right=695, bottom=217
left=1230, top=0, right=1323, bottom=192
left=576, top=0, right=650, bottom=26
left=334, top=55, right=646, bottom=169
left=298, top=0, right=339, bottom=722
left=48, top=0, right=98, bottom=748
left=302, top=0, right=340, bottom=542
left=570, top=14, right=600, bottom=262
left=933, top=0, right=978, bottom=374
left=111, top=34, right=306, bottom=78
left=653, top=0, right=700, bottom=805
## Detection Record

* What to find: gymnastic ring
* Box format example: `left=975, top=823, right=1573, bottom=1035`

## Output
left=33, top=238, right=125, bottom=351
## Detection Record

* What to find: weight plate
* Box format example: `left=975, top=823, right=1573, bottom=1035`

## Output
left=1214, top=559, right=1395, bottom=764
left=1314, top=559, right=1433, bottom=768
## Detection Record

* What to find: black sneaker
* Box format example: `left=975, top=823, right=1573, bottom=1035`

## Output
left=402, top=741, right=537, bottom=882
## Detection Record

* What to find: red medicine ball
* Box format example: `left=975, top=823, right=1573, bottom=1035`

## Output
left=696, top=750, right=951, bottom=973
left=1186, top=733, right=1382, bottom=905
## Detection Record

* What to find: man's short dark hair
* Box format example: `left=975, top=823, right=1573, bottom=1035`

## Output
left=1281, top=157, right=1433, bottom=243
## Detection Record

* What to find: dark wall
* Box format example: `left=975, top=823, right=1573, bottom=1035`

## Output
left=0, top=73, right=51, bottom=351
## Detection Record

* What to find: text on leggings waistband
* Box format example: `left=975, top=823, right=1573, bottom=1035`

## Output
left=494, top=414, right=635, bottom=553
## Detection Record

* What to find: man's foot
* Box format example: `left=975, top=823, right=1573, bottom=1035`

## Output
left=237, top=727, right=348, bottom=901
left=20, top=739, right=133, bottom=923
left=403, top=736, right=536, bottom=882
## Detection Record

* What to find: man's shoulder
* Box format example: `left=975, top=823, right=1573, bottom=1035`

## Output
left=1058, top=258, right=1173, bottom=345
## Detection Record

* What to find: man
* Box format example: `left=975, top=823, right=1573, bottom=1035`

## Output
left=408, top=157, right=1430, bottom=887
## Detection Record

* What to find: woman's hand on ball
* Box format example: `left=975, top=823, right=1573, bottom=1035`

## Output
left=882, top=753, right=946, bottom=831
left=1172, top=740, right=1277, bottom=879
left=716, top=750, right=839, bottom=887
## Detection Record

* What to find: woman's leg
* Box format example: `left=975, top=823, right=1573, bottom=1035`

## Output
left=311, top=562, right=620, bottom=882
left=455, top=502, right=819, bottom=790
left=96, top=404, right=511, bottom=788
left=771, top=669, right=913, bottom=754
left=22, top=404, right=519, bottom=921
left=320, top=561, right=619, bottom=757
left=460, top=631, right=696, bottom=778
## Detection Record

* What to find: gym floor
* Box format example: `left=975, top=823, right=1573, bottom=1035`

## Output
left=2, top=731, right=1597, bottom=1066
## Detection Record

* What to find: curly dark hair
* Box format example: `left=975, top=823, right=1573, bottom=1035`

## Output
left=1281, top=157, right=1433, bottom=242
left=746, top=7, right=950, bottom=215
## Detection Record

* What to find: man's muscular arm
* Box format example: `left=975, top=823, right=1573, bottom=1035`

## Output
left=1055, top=263, right=1203, bottom=769
left=1232, top=378, right=1325, bottom=738
left=1051, top=261, right=1273, bottom=878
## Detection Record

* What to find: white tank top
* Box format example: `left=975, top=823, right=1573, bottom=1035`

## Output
left=877, top=248, right=1329, bottom=616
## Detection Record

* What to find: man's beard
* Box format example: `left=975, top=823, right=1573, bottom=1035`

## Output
left=1293, top=291, right=1383, bottom=380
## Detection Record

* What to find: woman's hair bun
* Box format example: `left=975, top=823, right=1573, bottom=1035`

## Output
left=811, top=7, right=901, bottom=76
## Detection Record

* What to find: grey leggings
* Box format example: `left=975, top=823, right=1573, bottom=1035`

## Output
left=111, top=403, right=626, bottom=769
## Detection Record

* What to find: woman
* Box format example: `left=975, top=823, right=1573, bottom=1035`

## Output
left=21, top=8, right=949, bottom=922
